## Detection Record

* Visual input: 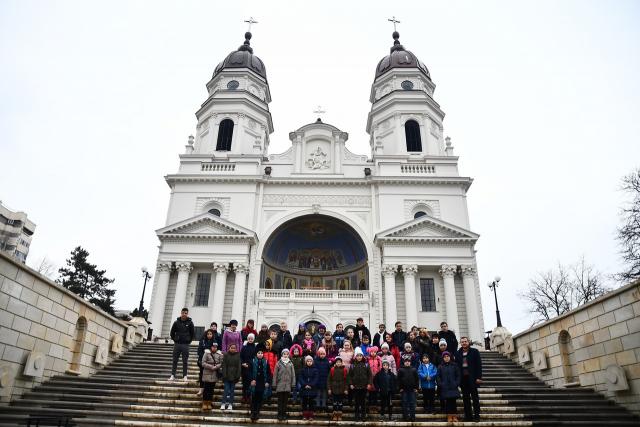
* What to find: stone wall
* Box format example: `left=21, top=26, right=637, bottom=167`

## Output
left=494, top=280, right=640, bottom=414
left=0, top=252, right=147, bottom=404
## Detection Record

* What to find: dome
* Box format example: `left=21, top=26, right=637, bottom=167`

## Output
left=375, top=31, right=430, bottom=80
left=213, top=32, right=267, bottom=80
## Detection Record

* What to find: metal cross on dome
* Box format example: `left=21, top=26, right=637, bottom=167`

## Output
left=244, top=17, right=258, bottom=32
left=313, top=105, right=326, bottom=120
left=388, top=16, right=401, bottom=32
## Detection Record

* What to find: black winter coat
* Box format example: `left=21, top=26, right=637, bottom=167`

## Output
left=279, top=330, right=293, bottom=349
left=392, top=330, right=408, bottom=349
left=455, top=347, right=482, bottom=383
left=437, top=362, right=461, bottom=399
left=348, top=359, right=372, bottom=389
left=197, top=336, right=216, bottom=363
left=170, top=317, right=195, bottom=344
left=298, top=366, right=319, bottom=397
left=314, top=356, right=330, bottom=388
left=240, top=343, right=257, bottom=367
left=374, top=369, right=397, bottom=394
left=397, top=366, right=419, bottom=391
left=439, top=330, right=459, bottom=353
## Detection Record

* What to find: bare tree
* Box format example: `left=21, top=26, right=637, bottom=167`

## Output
left=520, top=263, right=572, bottom=322
left=570, top=256, right=610, bottom=306
left=34, top=257, right=56, bottom=279
left=617, top=168, right=640, bottom=282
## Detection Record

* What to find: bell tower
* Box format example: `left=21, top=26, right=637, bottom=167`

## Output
left=366, top=30, right=446, bottom=159
left=188, top=29, right=274, bottom=158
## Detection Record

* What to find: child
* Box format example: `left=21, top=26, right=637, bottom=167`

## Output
left=418, top=353, right=438, bottom=413
left=437, top=351, right=461, bottom=423
left=256, top=323, right=270, bottom=344
left=249, top=347, right=272, bottom=421
left=332, top=323, right=346, bottom=349
left=290, top=344, right=304, bottom=403
left=294, top=323, right=307, bottom=346
left=328, top=356, right=348, bottom=421
left=273, top=348, right=296, bottom=421
left=346, top=328, right=357, bottom=347
left=220, top=343, right=241, bottom=411
left=359, top=335, right=371, bottom=355
left=338, top=340, right=355, bottom=370
left=197, top=329, right=216, bottom=397
left=379, top=343, right=397, bottom=374
left=200, top=342, right=223, bottom=411
left=269, top=329, right=283, bottom=356
left=240, top=333, right=257, bottom=404
left=348, top=347, right=372, bottom=421
left=367, top=346, right=382, bottom=413
left=320, top=331, right=338, bottom=362
left=263, top=339, right=278, bottom=376
left=313, top=324, right=327, bottom=347
left=302, top=331, right=316, bottom=356
left=401, top=342, right=419, bottom=368
left=373, top=360, right=397, bottom=420
left=222, top=319, right=243, bottom=353
left=384, top=333, right=401, bottom=369
left=298, top=355, right=319, bottom=420
left=397, top=354, right=420, bottom=421
left=314, top=347, right=331, bottom=412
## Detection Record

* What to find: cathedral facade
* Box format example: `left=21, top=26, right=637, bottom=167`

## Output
left=149, top=30, right=485, bottom=343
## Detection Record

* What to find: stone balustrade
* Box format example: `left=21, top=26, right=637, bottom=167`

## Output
left=200, top=162, right=236, bottom=172
left=259, top=289, right=368, bottom=301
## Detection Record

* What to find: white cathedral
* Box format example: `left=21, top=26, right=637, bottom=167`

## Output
left=148, top=29, right=485, bottom=343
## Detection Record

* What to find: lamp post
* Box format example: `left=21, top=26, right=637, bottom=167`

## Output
left=487, top=276, right=503, bottom=327
left=139, top=266, right=153, bottom=316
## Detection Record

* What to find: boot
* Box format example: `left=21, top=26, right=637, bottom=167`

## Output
left=331, top=412, right=337, bottom=421
left=309, top=411, right=315, bottom=421
left=338, top=411, right=343, bottom=421
left=451, top=415, right=459, bottom=422
left=446, top=414, right=452, bottom=423
left=201, top=400, right=209, bottom=411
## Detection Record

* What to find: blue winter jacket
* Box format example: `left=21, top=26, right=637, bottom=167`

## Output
left=298, top=366, right=319, bottom=398
left=418, top=363, right=438, bottom=389
left=437, top=362, right=461, bottom=399
left=314, top=356, right=331, bottom=388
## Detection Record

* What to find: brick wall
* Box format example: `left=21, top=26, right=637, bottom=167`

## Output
left=0, top=252, right=146, bottom=404
left=496, top=280, right=640, bottom=414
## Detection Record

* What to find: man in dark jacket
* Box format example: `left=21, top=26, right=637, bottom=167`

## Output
left=169, top=308, right=195, bottom=381
left=456, top=337, right=482, bottom=421
left=392, top=321, right=408, bottom=349
left=354, top=318, right=371, bottom=347
left=439, top=321, right=458, bottom=353
left=278, top=321, right=293, bottom=349
left=373, top=323, right=390, bottom=348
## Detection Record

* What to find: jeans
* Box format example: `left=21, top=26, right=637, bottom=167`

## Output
left=379, top=392, right=392, bottom=418
left=401, top=390, right=416, bottom=420
left=422, top=388, right=435, bottom=412
left=332, top=393, right=344, bottom=412
left=316, top=387, right=328, bottom=409
left=171, top=343, right=189, bottom=377
left=461, top=375, right=480, bottom=419
left=221, top=380, right=236, bottom=405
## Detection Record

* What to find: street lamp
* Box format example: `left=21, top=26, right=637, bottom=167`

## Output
left=139, top=266, right=153, bottom=316
left=487, top=276, right=502, bottom=327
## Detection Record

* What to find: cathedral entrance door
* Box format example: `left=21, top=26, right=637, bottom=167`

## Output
left=304, top=320, right=321, bottom=335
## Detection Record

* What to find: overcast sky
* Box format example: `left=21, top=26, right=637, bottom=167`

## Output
left=1, top=0, right=638, bottom=334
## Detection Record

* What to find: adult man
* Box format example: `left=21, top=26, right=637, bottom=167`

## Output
left=456, top=337, right=482, bottom=422
left=278, top=321, right=293, bottom=349
left=373, top=323, right=389, bottom=348
left=439, top=322, right=458, bottom=353
left=209, top=322, right=223, bottom=347
left=354, top=318, right=371, bottom=347
left=392, top=321, right=408, bottom=349
left=169, top=307, right=195, bottom=381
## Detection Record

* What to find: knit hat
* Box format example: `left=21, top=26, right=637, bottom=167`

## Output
left=439, top=339, right=447, bottom=347
left=354, top=347, right=364, bottom=357
left=402, top=354, right=413, bottom=363
left=305, top=355, right=314, bottom=363
left=442, top=351, right=451, bottom=358
left=382, top=360, right=390, bottom=366
left=247, top=333, right=255, bottom=341
left=318, top=324, right=326, bottom=330
left=211, top=342, right=219, bottom=348
left=381, top=343, right=389, bottom=350
left=281, top=348, right=290, bottom=355
left=367, top=346, right=379, bottom=355
left=334, top=356, right=342, bottom=362
left=404, top=342, right=413, bottom=351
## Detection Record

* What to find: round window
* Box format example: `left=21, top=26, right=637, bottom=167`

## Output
left=401, top=80, right=414, bottom=90
left=414, top=211, right=427, bottom=219
left=208, top=208, right=221, bottom=216
left=227, top=80, right=240, bottom=90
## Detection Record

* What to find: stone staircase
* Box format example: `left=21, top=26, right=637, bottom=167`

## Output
left=0, top=343, right=637, bottom=426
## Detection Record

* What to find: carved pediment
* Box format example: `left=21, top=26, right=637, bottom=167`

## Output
left=375, top=215, right=478, bottom=243
left=156, top=212, right=257, bottom=242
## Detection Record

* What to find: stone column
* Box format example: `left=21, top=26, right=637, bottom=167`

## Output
left=150, top=262, right=171, bottom=337
left=440, top=264, right=460, bottom=334
left=230, top=264, right=249, bottom=324
left=402, top=265, right=419, bottom=328
left=461, top=265, right=482, bottom=344
left=171, top=262, right=192, bottom=319
left=211, top=263, right=229, bottom=326
left=382, top=265, right=397, bottom=326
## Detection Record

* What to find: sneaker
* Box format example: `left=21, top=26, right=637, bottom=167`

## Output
left=228, top=404, right=233, bottom=411
left=168, top=375, right=175, bottom=381
left=220, top=404, right=225, bottom=410
left=182, top=375, right=188, bottom=381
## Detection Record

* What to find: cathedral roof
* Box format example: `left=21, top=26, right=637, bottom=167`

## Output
left=375, top=31, right=431, bottom=80
left=213, top=32, right=267, bottom=80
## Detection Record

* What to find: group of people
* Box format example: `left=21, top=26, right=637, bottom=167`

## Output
left=169, top=308, right=483, bottom=423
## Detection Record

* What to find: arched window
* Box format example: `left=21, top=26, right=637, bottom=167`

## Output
left=405, top=120, right=422, bottom=152
left=414, top=211, right=427, bottom=219
left=216, top=119, right=234, bottom=151
left=208, top=208, right=221, bottom=216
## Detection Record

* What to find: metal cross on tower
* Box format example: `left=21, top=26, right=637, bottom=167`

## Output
left=244, top=17, right=258, bottom=32
left=388, top=16, right=401, bottom=32
left=313, top=105, right=326, bottom=121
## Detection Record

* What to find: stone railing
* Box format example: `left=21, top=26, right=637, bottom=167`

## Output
left=401, top=164, right=436, bottom=174
left=259, top=289, right=368, bottom=301
left=201, top=162, right=236, bottom=172
left=491, top=280, right=640, bottom=415
left=0, top=252, right=148, bottom=404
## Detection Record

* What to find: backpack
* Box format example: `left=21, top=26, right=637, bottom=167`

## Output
left=330, top=366, right=347, bottom=380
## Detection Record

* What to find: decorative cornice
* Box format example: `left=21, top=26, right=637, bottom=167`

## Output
left=402, top=264, right=419, bottom=276
left=376, top=236, right=477, bottom=244
left=460, top=264, right=476, bottom=278
left=439, top=264, right=457, bottom=278
left=214, top=263, right=230, bottom=274
left=234, top=263, right=249, bottom=275
left=176, top=262, right=193, bottom=273
left=158, top=233, right=256, bottom=243
left=157, top=262, right=172, bottom=273
left=381, top=264, right=397, bottom=277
